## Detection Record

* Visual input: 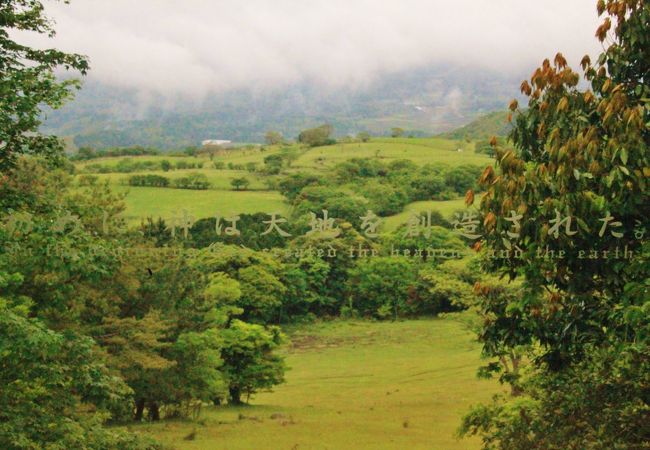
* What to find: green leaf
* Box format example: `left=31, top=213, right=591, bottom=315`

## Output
left=576, top=218, right=590, bottom=233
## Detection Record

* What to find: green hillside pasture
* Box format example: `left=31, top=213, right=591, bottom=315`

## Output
left=112, top=186, right=288, bottom=223
left=131, top=316, right=502, bottom=450
left=294, top=141, right=490, bottom=170
left=370, top=137, right=472, bottom=150
left=382, top=198, right=470, bottom=232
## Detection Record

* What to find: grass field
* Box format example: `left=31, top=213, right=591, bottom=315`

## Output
left=130, top=316, right=502, bottom=450
left=293, top=140, right=489, bottom=170
left=113, top=186, right=288, bottom=223
left=382, top=198, right=471, bottom=232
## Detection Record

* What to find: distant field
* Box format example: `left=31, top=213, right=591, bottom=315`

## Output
left=113, top=186, right=288, bottom=223
left=130, top=316, right=502, bottom=450
left=293, top=140, right=490, bottom=170
left=383, top=198, right=470, bottom=232
left=370, top=137, right=471, bottom=149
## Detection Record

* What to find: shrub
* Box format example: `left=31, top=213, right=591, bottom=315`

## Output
left=128, top=174, right=170, bottom=188
left=172, top=173, right=210, bottom=190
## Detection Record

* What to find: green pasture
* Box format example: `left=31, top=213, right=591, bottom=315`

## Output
left=293, top=140, right=490, bottom=170
left=131, top=316, right=502, bottom=450
left=112, top=186, right=288, bottom=223
left=382, top=198, right=471, bottom=232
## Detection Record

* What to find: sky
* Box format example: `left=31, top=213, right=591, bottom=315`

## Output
left=17, top=0, right=603, bottom=99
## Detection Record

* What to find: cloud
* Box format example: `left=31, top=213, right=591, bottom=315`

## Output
left=15, top=0, right=602, bottom=99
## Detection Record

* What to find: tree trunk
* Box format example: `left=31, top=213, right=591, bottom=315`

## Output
left=134, top=399, right=145, bottom=421
left=229, top=386, right=242, bottom=405
left=148, top=402, right=161, bottom=421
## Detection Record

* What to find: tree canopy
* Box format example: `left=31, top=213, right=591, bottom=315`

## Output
left=0, top=0, right=89, bottom=171
left=462, top=1, right=649, bottom=447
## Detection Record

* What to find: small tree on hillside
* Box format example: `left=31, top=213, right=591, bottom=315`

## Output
left=265, top=131, right=284, bottom=145
left=390, top=127, right=405, bottom=138
left=357, top=132, right=371, bottom=142
left=298, top=124, right=335, bottom=147
left=231, top=177, right=251, bottom=191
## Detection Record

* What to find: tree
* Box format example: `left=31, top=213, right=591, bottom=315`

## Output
left=263, top=153, right=284, bottom=174
left=191, top=247, right=287, bottom=404
left=357, top=131, right=371, bottom=142
left=418, top=258, right=479, bottom=316
left=347, top=257, right=417, bottom=319
left=359, top=180, right=409, bottom=216
left=293, top=185, right=369, bottom=229
left=231, top=177, right=251, bottom=191
left=443, top=164, right=482, bottom=195
left=461, top=1, right=649, bottom=447
left=0, top=0, right=89, bottom=171
left=390, top=127, right=405, bottom=138
left=0, top=302, right=159, bottom=449
left=161, top=160, right=171, bottom=171
left=277, top=173, right=323, bottom=201
left=280, top=147, right=300, bottom=167
left=287, top=223, right=375, bottom=316
left=220, top=320, right=285, bottom=405
left=192, top=244, right=287, bottom=324
left=298, top=124, right=335, bottom=147
left=264, top=130, right=284, bottom=145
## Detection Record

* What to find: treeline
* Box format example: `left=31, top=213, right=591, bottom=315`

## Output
left=144, top=210, right=472, bottom=321
left=84, top=158, right=206, bottom=174
left=127, top=172, right=210, bottom=190
left=71, top=145, right=161, bottom=161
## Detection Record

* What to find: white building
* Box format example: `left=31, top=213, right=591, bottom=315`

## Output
left=202, top=139, right=232, bottom=147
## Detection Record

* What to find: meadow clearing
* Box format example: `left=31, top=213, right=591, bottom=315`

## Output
left=129, top=315, right=502, bottom=450
left=76, top=138, right=499, bottom=449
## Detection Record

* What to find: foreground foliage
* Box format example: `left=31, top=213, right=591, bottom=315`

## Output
left=462, top=1, right=650, bottom=448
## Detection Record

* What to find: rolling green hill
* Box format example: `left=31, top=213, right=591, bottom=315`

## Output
left=439, top=110, right=512, bottom=140
left=73, top=137, right=491, bottom=225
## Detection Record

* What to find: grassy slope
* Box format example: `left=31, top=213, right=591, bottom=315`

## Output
left=439, top=111, right=511, bottom=141
left=113, top=186, right=288, bottom=223
left=382, top=198, right=469, bottom=232
left=293, top=139, right=488, bottom=170
left=131, top=317, right=501, bottom=450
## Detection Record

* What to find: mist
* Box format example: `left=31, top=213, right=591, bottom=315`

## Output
left=16, top=0, right=602, bottom=100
